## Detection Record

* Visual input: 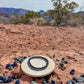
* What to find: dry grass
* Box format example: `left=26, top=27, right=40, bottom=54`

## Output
left=66, top=17, right=84, bottom=27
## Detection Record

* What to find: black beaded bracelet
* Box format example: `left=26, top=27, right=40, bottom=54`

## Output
left=28, top=56, right=49, bottom=71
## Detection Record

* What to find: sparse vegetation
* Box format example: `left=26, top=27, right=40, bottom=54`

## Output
left=12, top=0, right=84, bottom=26
left=0, top=1, right=84, bottom=26
left=46, top=0, right=79, bottom=26
left=13, top=11, right=41, bottom=24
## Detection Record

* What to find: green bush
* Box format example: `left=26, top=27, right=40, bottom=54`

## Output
left=13, top=11, right=41, bottom=24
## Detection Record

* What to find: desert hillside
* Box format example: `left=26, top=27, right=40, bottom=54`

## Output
left=0, top=24, right=84, bottom=84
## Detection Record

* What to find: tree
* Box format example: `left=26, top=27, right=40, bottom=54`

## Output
left=44, top=10, right=56, bottom=19
left=25, top=10, right=41, bottom=23
left=13, top=10, right=41, bottom=24
left=25, top=10, right=41, bottom=19
left=51, top=0, right=79, bottom=25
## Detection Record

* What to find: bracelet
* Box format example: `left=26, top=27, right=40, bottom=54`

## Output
left=28, top=56, right=49, bottom=71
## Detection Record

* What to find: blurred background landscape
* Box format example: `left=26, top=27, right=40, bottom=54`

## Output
left=0, top=0, right=84, bottom=26
left=0, top=7, right=84, bottom=26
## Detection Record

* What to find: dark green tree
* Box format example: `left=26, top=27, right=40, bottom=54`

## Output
left=25, top=10, right=41, bottom=19
left=51, top=0, right=79, bottom=25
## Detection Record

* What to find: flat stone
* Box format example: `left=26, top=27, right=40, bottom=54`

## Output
left=31, top=81, right=38, bottom=84
left=21, top=56, right=55, bottom=77
left=73, top=76, right=79, bottom=82
left=56, top=59, right=60, bottom=61
left=79, top=77, right=84, bottom=82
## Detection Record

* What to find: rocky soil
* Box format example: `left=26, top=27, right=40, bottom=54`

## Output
left=0, top=24, right=84, bottom=84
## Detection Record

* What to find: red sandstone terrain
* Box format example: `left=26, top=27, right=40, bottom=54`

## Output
left=0, top=24, right=84, bottom=84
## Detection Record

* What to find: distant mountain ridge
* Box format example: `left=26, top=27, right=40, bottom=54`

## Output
left=0, top=8, right=45, bottom=15
left=77, top=11, right=84, bottom=16
left=0, top=8, right=28, bottom=15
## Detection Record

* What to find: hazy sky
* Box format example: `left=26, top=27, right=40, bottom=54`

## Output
left=0, top=0, right=84, bottom=12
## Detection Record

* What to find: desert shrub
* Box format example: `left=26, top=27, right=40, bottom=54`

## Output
left=29, top=18, right=39, bottom=24
left=13, top=15, right=26, bottom=24
left=46, top=0, right=79, bottom=25
left=13, top=11, right=41, bottom=24
left=49, top=20, right=55, bottom=26
left=0, top=16, right=10, bottom=24
left=66, top=17, right=83, bottom=27
left=37, top=18, right=48, bottom=25
left=80, top=16, right=84, bottom=24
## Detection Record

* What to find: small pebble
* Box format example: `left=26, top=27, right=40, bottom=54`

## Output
left=61, top=58, right=65, bottom=60
left=66, top=81, right=72, bottom=84
left=0, top=80, right=4, bottom=83
left=59, top=65, right=65, bottom=71
left=56, top=59, right=60, bottom=61
left=61, top=60, right=65, bottom=63
left=77, top=79, right=83, bottom=83
left=7, top=78, right=13, bottom=83
left=31, top=81, right=38, bottom=84
left=0, top=76, right=3, bottom=80
left=60, top=63, right=64, bottom=67
left=42, top=80, right=47, bottom=84
left=2, top=76, right=6, bottom=80
left=23, top=56, right=27, bottom=59
left=14, top=57, right=18, bottom=60
left=70, top=69, right=75, bottom=75
left=48, top=81, right=52, bottom=84
left=51, top=80, right=55, bottom=84
left=64, top=61, right=68, bottom=64
left=80, top=75, right=84, bottom=78
left=53, top=55, right=55, bottom=58
left=2, top=76, right=8, bottom=83
left=49, top=56, right=52, bottom=58
left=59, top=65, right=63, bottom=69
left=79, top=77, right=84, bottom=82
left=8, top=66, right=13, bottom=70
left=14, top=60, right=19, bottom=63
left=46, top=79, right=49, bottom=83
left=71, top=80, right=76, bottom=83
left=12, top=76, right=18, bottom=79
left=11, top=63, right=17, bottom=67
left=15, top=80, right=20, bottom=84
left=6, top=64, right=11, bottom=68
left=55, top=82, right=58, bottom=84
left=73, top=76, right=78, bottom=82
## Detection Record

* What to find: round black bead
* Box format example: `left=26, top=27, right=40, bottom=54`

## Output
left=15, top=80, right=20, bottom=84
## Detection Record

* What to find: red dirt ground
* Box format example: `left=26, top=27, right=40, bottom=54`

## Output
left=0, top=24, right=84, bottom=84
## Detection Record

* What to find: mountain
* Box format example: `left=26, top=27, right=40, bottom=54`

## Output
left=0, top=8, right=28, bottom=15
left=0, top=8, right=45, bottom=15
left=77, top=11, right=84, bottom=16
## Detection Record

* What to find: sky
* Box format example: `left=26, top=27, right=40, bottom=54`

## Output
left=0, top=0, right=84, bottom=12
